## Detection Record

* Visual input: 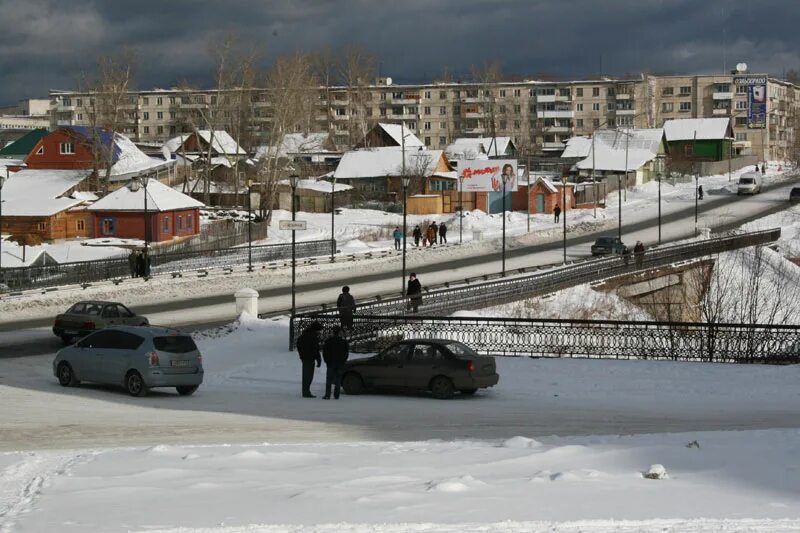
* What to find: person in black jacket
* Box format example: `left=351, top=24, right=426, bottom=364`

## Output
left=336, top=286, right=356, bottom=330
left=439, top=222, right=447, bottom=244
left=412, top=225, right=422, bottom=247
left=406, top=273, right=422, bottom=313
left=322, top=327, right=350, bottom=399
left=296, top=322, right=323, bottom=398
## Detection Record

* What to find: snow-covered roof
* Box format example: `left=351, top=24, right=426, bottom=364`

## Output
left=197, top=130, right=246, bottom=155
left=89, top=179, right=204, bottom=212
left=575, top=128, right=664, bottom=172
left=333, top=148, right=444, bottom=179
left=561, top=136, right=592, bottom=159
left=377, top=123, right=424, bottom=149
left=110, top=133, right=170, bottom=179
left=254, top=133, right=333, bottom=160
left=445, top=137, right=513, bottom=160
left=172, top=179, right=246, bottom=194
left=163, top=134, right=190, bottom=154
left=277, top=178, right=353, bottom=193
left=1, top=169, right=90, bottom=216
left=534, top=177, right=559, bottom=193
left=663, top=118, right=732, bottom=142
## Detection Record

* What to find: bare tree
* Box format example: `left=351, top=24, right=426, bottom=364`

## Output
left=80, top=49, right=138, bottom=193
left=470, top=62, right=503, bottom=149
left=337, top=45, right=378, bottom=149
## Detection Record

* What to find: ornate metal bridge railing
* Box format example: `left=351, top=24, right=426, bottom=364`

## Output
left=292, top=314, right=800, bottom=365
left=293, top=228, right=781, bottom=323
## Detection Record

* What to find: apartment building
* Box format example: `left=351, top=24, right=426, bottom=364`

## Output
left=49, top=71, right=799, bottom=160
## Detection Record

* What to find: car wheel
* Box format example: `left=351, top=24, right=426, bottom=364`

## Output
left=125, top=370, right=148, bottom=397
left=342, top=372, right=365, bottom=395
left=460, top=388, right=478, bottom=396
left=176, top=385, right=198, bottom=396
left=57, top=362, right=79, bottom=387
left=430, top=376, right=455, bottom=399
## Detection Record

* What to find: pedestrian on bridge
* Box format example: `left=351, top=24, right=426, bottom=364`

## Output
left=337, top=286, right=356, bottom=330
left=407, top=273, right=422, bottom=313
left=296, top=322, right=323, bottom=398
left=392, top=226, right=402, bottom=251
left=322, top=326, right=349, bottom=400
left=553, top=204, right=561, bottom=223
left=633, top=241, right=645, bottom=269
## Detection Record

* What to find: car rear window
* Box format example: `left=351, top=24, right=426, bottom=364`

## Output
left=445, top=342, right=478, bottom=357
left=740, top=178, right=754, bottom=184
left=596, top=238, right=613, bottom=244
left=153, top=335, right=198, bottom=353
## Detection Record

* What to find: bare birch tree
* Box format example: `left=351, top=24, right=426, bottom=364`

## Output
left=337, top=45, right=377, bottom=149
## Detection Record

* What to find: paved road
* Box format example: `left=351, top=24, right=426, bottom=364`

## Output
left=2, top=174, right=798, bottom=358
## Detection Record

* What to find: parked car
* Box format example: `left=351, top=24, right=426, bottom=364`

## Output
left=53, top=325, right=203, bottom=397
left=790, top=187, right=800, bottom=203
left=341, top=339, right=499, bottom=399
left=737, top=172, right=762, bottom=195
left=591, top=236, right=627, bottom=256
left=53, top=301, right=149, bottom=343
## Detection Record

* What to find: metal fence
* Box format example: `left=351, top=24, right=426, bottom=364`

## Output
left=292, top=314, right=800, bottom=364
left=0, top=239, right=334, bottom=291
left=293, top=228, right=780, bottom=322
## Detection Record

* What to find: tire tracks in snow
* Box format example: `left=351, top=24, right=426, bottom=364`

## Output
left=0, top=450, right=95, bottom=533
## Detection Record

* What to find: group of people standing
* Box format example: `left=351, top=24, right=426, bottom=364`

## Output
left=128, top=250, right=151, bottom=278
left=411, top=222, right=447, bottom=247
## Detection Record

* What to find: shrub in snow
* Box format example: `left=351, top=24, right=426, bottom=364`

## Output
left=644, top=464, right=668, bottom=480
left=686, top=440, right=700, bottom=449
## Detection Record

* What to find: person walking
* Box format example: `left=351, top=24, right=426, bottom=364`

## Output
left=553, top=204, right=561, bottom=223
left=336, top=286, right=356, bottom=330
left=412, top=225, right=422, bottom=247
left=128, top=250, right=138, bottom=278
left=135, top=251, right=146, bottom=278
left=761, top=163, right=766, bottom=175
left=426, top=223, right=437, bottom=248
left=296, top=322, right=323, bottom=398
left=322, top=327, right=349, bottom=400
left=406, top=272, right=422, bottom=313
left=392, top=226, right=402, bottom=251
left=698, top=184, right=704, bottom=200
left=633, top=240, right=645, bottom=269
left=755, top=164, right=759, bottom=172
left=438, top=222, right=447, bottom=244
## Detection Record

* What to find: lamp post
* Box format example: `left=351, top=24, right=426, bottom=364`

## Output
left=0, top=168, right=6, bottom=271
left=458, top=175, right=464, bottom=244
left=289, top=174, right=299, bottom=318
left=694, top=170, right=699, bottom=237
left=560, top=174, right=568, bottom=264
left=330, top=177, right=336, bottom=262
left=501, top=173, right=508, bottom=276
left=654, top=155, right=665, bottom=245
left=246, top=179, right=253, bottom=272
left=401, top=175, right=410, bottom=296
left=141, top=173, right=151, bottom=277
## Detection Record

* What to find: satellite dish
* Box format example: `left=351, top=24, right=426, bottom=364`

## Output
left=736, top=63, right=747, bottom=73
left=385, top=77, right=393, bottom=86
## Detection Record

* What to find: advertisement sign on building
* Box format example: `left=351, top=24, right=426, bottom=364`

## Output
left=459, top=160, right=518, bottom=192
left=735, top=75, right=767, bottom=129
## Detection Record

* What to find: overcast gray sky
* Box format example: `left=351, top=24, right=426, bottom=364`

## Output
left=1, top=0, right=798, bottom=105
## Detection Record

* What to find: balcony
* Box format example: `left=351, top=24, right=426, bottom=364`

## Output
left=56, top=104, right=76, bottom=112
left=713, top=92, right=733, bottom=100
left=616, top=93, right=633, bottom=100
left=556, top=95, right=572, bottom=102
left=387, top=98, right=419, bottom=105
left=465, top=112, right=484, bottom=119
left=616, top=109, right=636, bottom=115
left=538, top=110, right=574, bottom=119
left=541, top=142, right=565, bottom=151
left=712, top=108, right=730, bottom=116
left=544, top=126, right=571, bottom=133
left=56, top=119, right=75, bottom=126
left=465, top=127, right=486, bottom=134
left=461, top=97, right=483, bottom=104
left=180, top=102, right=207, bottom=109
left=386, top=113, right=418, bottom=120
left=537, top=94, right=556, bottom=103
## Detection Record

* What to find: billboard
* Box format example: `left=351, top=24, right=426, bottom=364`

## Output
left=460, top=159, right=518, bottom=192
left=735, top=75, right=767, bottom=129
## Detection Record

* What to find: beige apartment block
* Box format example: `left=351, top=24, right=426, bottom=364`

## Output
left=48, top=71, right=799, bottom=161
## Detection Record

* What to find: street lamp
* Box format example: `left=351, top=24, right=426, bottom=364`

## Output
left=654, top=156, right=665, bottom=244
left=330, top=177, right=337, bottom=262
left=0, top=167, right=7, bottom=271
left=246, top=179, right=253, bottom=272
left=289, top=174, right=299, bottom=318
left=401, top=175, right=410, bottom=296
left=140, top=173, right=151, bottom=277
left=501, top=169, right=512, bottom=277
left=560, top=175, right=568, bottom=263
left=458, top=175, right=464, bottom=244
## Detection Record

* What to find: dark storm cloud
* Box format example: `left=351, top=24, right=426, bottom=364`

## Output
left=1, top=0, right=799, bottom=105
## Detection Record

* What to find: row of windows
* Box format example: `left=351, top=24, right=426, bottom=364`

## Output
left=661, top=102, right=693, bottom=112
left=100, top=215, right=194, bottom=236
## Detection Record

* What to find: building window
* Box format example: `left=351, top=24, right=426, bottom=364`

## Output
left=592, top=103, right=600, bottom=111
left=684, top=145, right=693, bottom=157
left=439, top=106, right=446, bottom=115
left=514, top=89, right=521, bottom=97
left=77, top=113, right=83, bottom=120
left=735, top=117, right=748, bottom=127
left=440, top=121, right=446, bottom=129
left=735, top=132, right=747, bottom=141
left=559, top=88, right=570, bottom=97
left=439, top=136, right=446, bottom=145
left=157, top=97, right=163, bottom=105
left=593, top=118, right=600, bottom=128
left=679, top=86, right=691, bottom=95
left=576, top=119, right=583, bottom=127
left=101, top=218, right=115, bottom=235
left=607, top=103, right=615, bottom=111
left=439, top=91, right=446, bottom=99
left=424, top=106, right=431, bottom=115
left=36, top=146, right=44, bottom=155
left=662, top=102, right=674, bottom=112
left=424, top=121, right=431, bottom=130
left=36, top=222, right=46, bottom=231
left=169, top=96, right=176, bottom=104
left=176, top=215, right=183, bottom=231
left=499, top=120, right=507, bottom=129
left=187, top=214, right=193, bottom=231
left=514, top=120, right=521, bottom=129
left=662, top=87, right=674, bottom=96
left=76, top=219, right=85, bottom=231
left=736, top=100, right=747, bottom=110
left=157, top=111, right=163, bottom=120
left=679, top=101, right=691, bottom=112
left=736, top=84, right=748, bottom=94
left=499, top=89, right=506, bottom=97
left=143, top=126, right=150, bottom=134
left=163, top=216, right=170, bottom=233
left=169, top=111, right=176, bottom=119
left=514, top=104, right=521, bottom=113
left=143, top=112, right=149, bottom=120
left=592, top=87, right=600, bottom=97
left=59, top=142, right=75, bottom=154
left=75, top=98, right=82, bottom=107
left=576, top=103, right=583, bottom=111
left=157, top=126, right=164, bottom=134
left=424, top=136, right=431, bottom=146
left=142, top=97, right=149, bottom=105
left=424, top=91, right=431, bottom=99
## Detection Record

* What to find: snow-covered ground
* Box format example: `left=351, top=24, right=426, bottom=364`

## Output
left=2, top=317, right=800, bottom=531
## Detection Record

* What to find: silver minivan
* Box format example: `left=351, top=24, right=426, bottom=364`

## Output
left=737, top=172, right=762, bottom=195
left=53, top=325, right=203, bottom=396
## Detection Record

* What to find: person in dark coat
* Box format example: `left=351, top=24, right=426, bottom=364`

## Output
left=406, top=273, right=422, bottom=313
left=135, top=252, right=146, bottom=278
left=336, top=286, right=356, bottom=330
left=438, top=222, right=447, bottom=244
left=633, top=240, right=645, bottom=269
left=761, top=163, right=766, bottom=175
left=426, top=223, right=437, bottom=247
left=553, top=204, right=561, bottom=223
left=412, top=225, right=422, bottom=247
left=128, top=250, right=138, bottom=278
left=296, top=322, right=323, bottom=398
left=755, top=164, right=759, bottom=172
left=698, top=184, right=704, bottom=200
left=322, top=326, right=349, bottom=400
